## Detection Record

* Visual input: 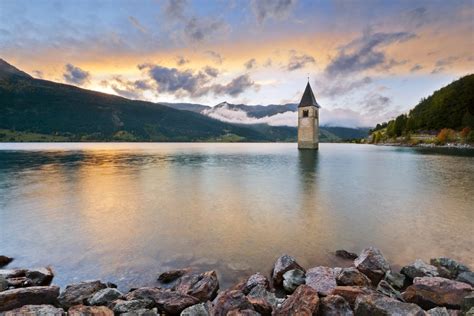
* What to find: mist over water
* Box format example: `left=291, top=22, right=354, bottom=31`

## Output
left=0, top=143, right=473, bottom=290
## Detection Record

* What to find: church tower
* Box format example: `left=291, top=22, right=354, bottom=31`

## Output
left=297, top=82, right=320, bottom=149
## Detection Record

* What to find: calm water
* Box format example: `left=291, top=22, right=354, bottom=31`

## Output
left=0, top=143, right=473, bottom=290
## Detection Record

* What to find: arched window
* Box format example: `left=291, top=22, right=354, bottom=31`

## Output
left=303, top=110, right=309, bottom=117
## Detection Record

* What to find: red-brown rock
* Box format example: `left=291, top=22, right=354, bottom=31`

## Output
left=273, top=285, right=319, bottom=316
left=353, top=247, right=390, bottom=285
left=319, top=295, right=353, bottom=316
left=3, top=304, right=64, bottom=315
left=213, top=290, right=255, bottom=316
left=336, top=267, right=371, bottom=287
left=355, top=293, right=426, bottom=315
left=58, top=280, right=107, bottom=309
left=68, top=304, right=114, bottom=316
left=174, top=270, right=219, bottom=301
left=305, top=266, right=337, bottom=296
left=0, top=286, right=60, bottom=311
left=272, top=254, right=305, bottom=286
left=332, top=286, right=374, bottom=308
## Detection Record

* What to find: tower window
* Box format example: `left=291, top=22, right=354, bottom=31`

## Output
left=303, top=110, right=309, bottom=117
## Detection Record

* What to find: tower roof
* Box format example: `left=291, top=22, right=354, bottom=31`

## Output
left=298, top=82, right=320, bottom=108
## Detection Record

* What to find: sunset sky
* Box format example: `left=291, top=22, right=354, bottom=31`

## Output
left=1, top=0, right=473, bottom=127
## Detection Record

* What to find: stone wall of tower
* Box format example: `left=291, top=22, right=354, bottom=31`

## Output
left=298, top=106, right=319, bottom=149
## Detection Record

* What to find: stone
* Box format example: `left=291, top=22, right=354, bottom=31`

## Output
left=247, top=295, right=273, bottom=315
left=273, top=285, right=319, bottom=316
left=87, top=287, right=123, bottom=306
left=153, top=290, right=200, bottom=315
left=25, top=267, right=54, bottom=286
left=174, top=270, right=219, bottom=302
left=227, top=309, right=260, bottom=316
left=402, top=276, right=473, bottom=309
left=68, top=304, right=114, bottom=315
left=0, top=286, right=60, bottom=311
left=122, top=308, right=159, bottom=316
left=353, top=247, right=390, bottom=285
left=58, top=280, right=107, bottom=309
left=180, top=302, right=212, bottom=316
left=354, top=293, right=426, bottom=316
left=456, top=272, right=474, bottom=287
left=271, top=254, right=304, bottom=286
left=282, top=269, right=305, bottom=293
left=335, top=250, right=358, bottom=260
left=430, top=258, right=471, bottom=279
left=0, top=276, right=8, bottom=292
left=0, top=269, right=26, bottom=279
left=401, top=259, right=440, bottom=280
left=0, top=256, right=13, bottom=268
left=111, top=299, right=154, bottom=313
left=305, top=266, right=337, bottom=296
left=243, top=272, right=269, bottom=294
left=427, top=307, right=450, bottom=315
left=336, top=267, right=371, bottom=287
left=248, top=284, right=284, bottom=310
left=332, top=286, right=375, bottom=308
left=213, top=290, right=254, bottom=316
left=461, top=293, right=474, bottom=315
left=376, top=280, right=403, bottom=301
left=6, top=277, right=29, bottom=288
left=319, top=295, right=353, bottom=316
left=3, top=304, right=65, bottom=315
left=384, top=271, right=406, bottom=290
left=158, top=268, right=189, bottom=283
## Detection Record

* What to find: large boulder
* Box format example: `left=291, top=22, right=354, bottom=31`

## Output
left=213, top=290, right=254, bottom=316
left=180, top=302, right=213, bottom=316
left=402, top=276, right=473, bottom=309
left=24, top=267, right=54, bottom=286
left=0, top=256, right=13, bottom=268
left=336, top=267, right=371, bottom=287
left=58, top=280, right=107, bottom=309
left=430, top=258, right=471, bottom=279
left=354, top=293, right=426, bottom=316
left=153, top=290, right=200, bottom=315
left=0, top=286, right=60, bottom=311
left=243, top=272, right=269, bottom=294
left=3, top=304, right=65, bottom=315
left=87, top=287, right=123, bottom=306
left=110, top=299, right=154, bottom=313
left=335, top=250, right=358, bottom=260
left=384, top=271, right=406, bottom=290
left=457, top=272, right=474, bottom=287
left=273, top=285, right=319, bottom=316
left=353, top=247, right=390, bottom=285
left=319, top=295, right=353, bottom=316
left=401, top=259, right=439, bottom=280
left=158, top=268, right=190, bottom=283
left=174, top=270, right=219, bottom=302
left=68, top=304, right=114, bottom=315
left=305, top=266, right=337, bottom=296
left=332, top=286, right=375, bottom=308
left=283, top=269, right=305, bottom=293
left=272, top=254, right=304, bottom=286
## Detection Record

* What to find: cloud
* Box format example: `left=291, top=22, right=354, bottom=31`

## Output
left=204, top=66, right=219, bottom=77
left=212, top=74, right=256, bottom=97
left=128, top=16, right=147, bottom=34
left=403, top=7, right=428, bottom=28
left=263, top=58, right=273, bottom=67
left=165, top=0, right=187, bottom=19
left=244, top=58, right=257, bottom=70
left=32, top=70, right=44, bottom=79
left=176, top=55, right=189, bottom=66
left=103, top=76, right=152, bottom=99
left=431, top=56, right=459, bottom=74
left=184, top=17, right=229, bottom=42
left=205, top=50, right=223, bottom=64
left=286, top=51, right=315, bottom=71
left=317, top=76, right=372, bottom=97
left=362, top=93, right=392, bottom=115
left=410, top=64, right=423, bottom=72
left=251, top=0, right=297, bottom=24
left=63, top=64, right=90, bottom=85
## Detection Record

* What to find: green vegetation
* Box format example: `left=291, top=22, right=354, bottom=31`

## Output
left=0, top=129, right=69, bottom=142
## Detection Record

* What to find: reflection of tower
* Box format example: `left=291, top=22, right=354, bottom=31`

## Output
left=297, top=82, right=321, bottom=150
left=298, top=150, right=319, bottom=193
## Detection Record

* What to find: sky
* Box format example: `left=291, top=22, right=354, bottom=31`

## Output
left=1, top=0, right=473, bottom=127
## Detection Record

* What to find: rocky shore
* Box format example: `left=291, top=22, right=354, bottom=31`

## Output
left=1, top=247, right=473, bottom=315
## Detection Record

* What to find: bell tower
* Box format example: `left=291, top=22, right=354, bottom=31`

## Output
left=297, top=82, right=320, bottom=149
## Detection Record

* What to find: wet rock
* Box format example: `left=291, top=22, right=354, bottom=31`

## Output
left=401, top=259, right=439, bottom=280
left=155, top=290, right=200, bottom=315
left=3, top=304, right=65, bottom=315
left=0, top=276, right=8, bottom=292
left=384, top=271, right=406, bottom=290
left=402, top=276, right=473, bottom=309
left=283, top=269, right=305, bottom=293
left=174, top=270, right=219, bottom=302
left=6, top=277, right=29, bottom=288
left=427, top=307, right=450, bottom=315
left=111, top=299, right=154, bottom=313
left=243, top=272, right=269, bottom=294
left=354, top=293, right=426, bottom=316
left=376, top=280, right=403, bottom=301
left=319, top=295, right=353, bottom=316
left=332, top=286, right=375, bottom=308
left=336, top=267, right=371, bottom=287
left=335, top=250, right=358, bottom=260
left=180, top=302, right=212, bottom=316
left=247, top=295, right=273, bottom=315
left=353, top=247, right=390, bottom=285
left=305, top=266, right=337, bottom=296
left=213, top=290, right=254, bottom=316
left=227, top=309, right=260, bottom=316
left=456, top=272, right=474, bottom=287
left=87, top=287, right=123, bottom=306
left=58, top=280, right=107, bottom=309
left=125, top=287, right=162, bottom=301
left=158, top=268, right=189, bottom=283
left=271, top=254, right=304, bottom=286
left=461, top=293, right=474, bottom=315
left=25, top=267, right=54, bottom=286
left=0, top=256, right=13, bottom=268
left=122, top=308, right=159, bottom=316
left=68, top=304, right=114, bottom=315
left=0, top=269, right=26, bottom=279
left=0, top=286, right=60, bottom=311
left=274, top=285, right=319, bottom=316
left=248, top=284, right=284, bottom=310
left=430, top=258, right=471, bottom=279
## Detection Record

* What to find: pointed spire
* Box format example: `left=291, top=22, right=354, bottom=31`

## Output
left=298, top=82, right=320, bottom=108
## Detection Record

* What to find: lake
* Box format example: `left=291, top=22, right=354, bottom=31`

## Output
left=0, top=143, right=473, bottom=290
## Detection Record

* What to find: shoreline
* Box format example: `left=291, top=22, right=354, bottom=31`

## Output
left=374, top=142, right=474, bottom=150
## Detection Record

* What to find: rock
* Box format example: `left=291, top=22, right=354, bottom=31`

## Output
left=180, top=302, right=212, bottom=316
left=0, top=286, right=60, bottom=311
left=354, top=293, right=426, bottom=316
left=335, top=250, right=358, bottom=260
left=402, top=276, right=473, bottom=309
left=227, top=309, right=260, bottom=316
left=25, top=267, right=54, bottom=286
left=461, top=293, right=474, bottom=315
left=58, top=280, right=107, bottom=309
left=376, top=280, right=403, bottom=301
left=68, top=304, right=114, bottom=315
left=3, top=304, right=65, bottom=315
left=6, top=277, right=29, bottom=288
left=319, top=295, right=353, bottom=316
left=87, top=287, right=123, bottom=306
left=125, top=287, right=162, bottom=301
left=243, top=272, right=269, bottom=294
left=456, top=272, right=474, bottom=287
left=332, top=286, right=375, bottom=308
left=248, top=284, right=284, bottom=310
left=0, top=256, right=13, bottom=268
left=174, top=270, right=219, bottom=302
left=401, top=259, right=440, bottom=280
left=274, top=285, right=319, bottom=316
left=122, top=308, right=159, bottom=316
left=282, top=269, right=305, bottom=293
left=247, top=295, right=273, bottom=315
left=430, top=258, right=471, bottom=279
left=0, top=269, right=26, bottom=279
left=353, top=247, right=390, bottom=285
left=111, top=299, right=154, bottom=313
left=158, top=268, right=189, bottom=283
left=271, top=254, right=304, bottom=286
left=213, top=290, right=254, bottom=316
left=427, top=307, right=450, bottom=315
left=154, top=290, right=200, bottom=315
left=336, top=267, right=371, bottom=287
left=0, top=276, right=8, bottom=292
left=305, top=266, right=337, bottom=296
left=384, top=271, right=406, bottom=290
